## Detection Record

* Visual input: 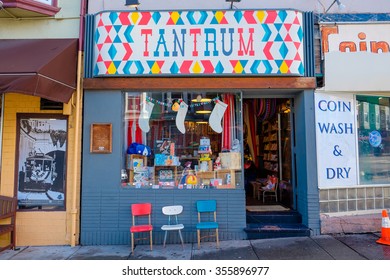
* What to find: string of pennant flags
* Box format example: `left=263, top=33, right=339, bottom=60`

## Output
left=145, top=96, right=221, bottom=109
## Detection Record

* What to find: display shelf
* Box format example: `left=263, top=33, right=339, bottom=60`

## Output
left=196, top=169, right=237, bottom=187
left=262, top=120, right=279, bottom=174
left=126, top=154, right=148, bottom=184
left=154, top=165, right=178, bottom=185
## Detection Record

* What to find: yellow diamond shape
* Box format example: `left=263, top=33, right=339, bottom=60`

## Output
left=170, top=11, right=181, bottom=24
left=279, top=61, right=289, bottom=73
left=214, top=11, right=225, bottom=23
left=256, top=11, right=266, bottom=23
left=107, top=62, right=117, bottom=74
left=192, top=61, right=202, bottom=73
left=130, top=12, right=140, bottom=24
left=234, top=61, right=244, bottom=73
left=151, top=62, right=161, bottom=74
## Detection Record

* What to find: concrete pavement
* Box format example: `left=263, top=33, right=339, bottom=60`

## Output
left=0, top=233, right=389, bottom=260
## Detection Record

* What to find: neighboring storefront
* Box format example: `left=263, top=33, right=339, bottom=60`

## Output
left=316, top=22, right=390, bottom=233
left=81, top=9, right=318, bottom=245
left=0, top=0, right=85, bottom=247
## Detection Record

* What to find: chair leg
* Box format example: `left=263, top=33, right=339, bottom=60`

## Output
left=197, top=230, right=201, bottom=249
left=150, top=231, right=153, bottom=251
left=131, top=232, right=134, bottom=253
left=178, top=230, right=184, bottom=248
left=163, top=230, right=168, bottom=247
left=216, top=229, right=220, bottom=249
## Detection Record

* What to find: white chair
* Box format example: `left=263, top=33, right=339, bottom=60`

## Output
left=161, top=205, right=184, bottom=248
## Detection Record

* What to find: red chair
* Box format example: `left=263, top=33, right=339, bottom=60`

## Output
left=130, top=203, right=153, bottom=253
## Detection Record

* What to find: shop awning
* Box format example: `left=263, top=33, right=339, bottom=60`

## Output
left=0, top=39, right=78, bottom=103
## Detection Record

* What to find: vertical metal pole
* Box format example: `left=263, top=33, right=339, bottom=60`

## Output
left=278, top=113, right=282, bottom=181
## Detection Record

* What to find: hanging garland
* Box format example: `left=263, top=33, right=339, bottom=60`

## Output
left=145, top=96, right=220, bottom=110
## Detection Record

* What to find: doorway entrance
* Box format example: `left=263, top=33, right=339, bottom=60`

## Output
left=243, top=98, right=294, bottom=211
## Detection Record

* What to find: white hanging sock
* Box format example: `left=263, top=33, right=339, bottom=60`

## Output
left=209, top=99, right=228, bottom=133
left=176, top=101, right=188, bottom=134
left=138, top=99, right=154, bottom=133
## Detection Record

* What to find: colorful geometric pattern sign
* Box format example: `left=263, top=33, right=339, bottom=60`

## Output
left=93, top=10, right=304, bottom=76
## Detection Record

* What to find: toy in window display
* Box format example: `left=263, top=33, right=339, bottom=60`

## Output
left=198, top=137, right=212, bottom=172
left=127, top=142, right=152, bottom=156
left=179, top=161, right=198, bottom=186
left=214, top=156, right=221, bottom=170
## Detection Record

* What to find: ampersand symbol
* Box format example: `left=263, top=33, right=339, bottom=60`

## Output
left=333, top=145, right=343, bottom=156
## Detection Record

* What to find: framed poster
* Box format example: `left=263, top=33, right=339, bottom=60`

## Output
left=17, top=115, right=67, bottom=210
left=90, top=123, right=112, bottom=153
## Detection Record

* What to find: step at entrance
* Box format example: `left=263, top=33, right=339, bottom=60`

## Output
left=245, top=210, right=310, bottom=239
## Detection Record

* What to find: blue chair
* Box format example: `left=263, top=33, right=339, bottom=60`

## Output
left=196, top=200, right=219, bottom=249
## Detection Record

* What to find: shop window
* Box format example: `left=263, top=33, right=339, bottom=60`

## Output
left=122, top=92, right=243, bottom=190
left=357, top=96, right=390, bottom=185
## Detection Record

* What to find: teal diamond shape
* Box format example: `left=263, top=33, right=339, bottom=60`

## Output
left=170, top=62, right=179, bottom=74
left=108, top=45, right=118, bottom=60
left=152, top=12, right=161, bottom=24
left=279, top=42, right=288, bottom=58
left=215, top=62, right=224, bottom=74
left=278, top=10, right=287, bottom=22
left=233, top=11, right=243, bottom=23
left=109, top=12, right=119, bottom=24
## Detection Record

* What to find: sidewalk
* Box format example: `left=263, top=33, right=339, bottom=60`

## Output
left=0, top=233, right=389, bottom=260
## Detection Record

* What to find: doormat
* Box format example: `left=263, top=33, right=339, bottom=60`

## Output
left=246, top=205, right=290, bottom=212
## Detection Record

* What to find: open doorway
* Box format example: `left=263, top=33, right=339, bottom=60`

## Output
left=243, top=98, right=294, bottom=211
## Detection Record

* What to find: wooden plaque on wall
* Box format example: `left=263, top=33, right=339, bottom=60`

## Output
left=90, top=123, right=112, bottom=153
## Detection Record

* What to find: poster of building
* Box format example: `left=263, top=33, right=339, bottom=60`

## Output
left=17, top=115, right=67, bottom=209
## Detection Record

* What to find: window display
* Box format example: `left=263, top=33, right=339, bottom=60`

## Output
left=122, top=92, right=243, bottom=189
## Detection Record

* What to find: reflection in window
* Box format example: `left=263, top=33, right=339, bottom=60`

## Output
left=123, top=92, right=243, bottom=189
left=357, top=96, right=390, bottom=184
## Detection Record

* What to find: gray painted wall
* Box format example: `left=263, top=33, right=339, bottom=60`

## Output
left=293, top=90, right=320, bottom=235
left=81, top=90, right=247, bottom=245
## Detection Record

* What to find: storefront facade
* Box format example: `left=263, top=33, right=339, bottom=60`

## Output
left=81, top=8, right=318, bottom=245
left=0, top=0, right=85, bottom=247
left=316, top=20, right=390, bottom=233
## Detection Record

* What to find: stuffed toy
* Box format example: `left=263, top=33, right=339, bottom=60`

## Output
left=127, top=142, right=152, bottom=156
left=214, top=156, right=221, bottom=170
left=262, top=175, right=277, bottom=190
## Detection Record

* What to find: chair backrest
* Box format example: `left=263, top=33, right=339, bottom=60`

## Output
left=197, top=200, right=216, bottom=213
left=162, top=205, right=183, bottom=216
left=197, top=200, right=217, bottom=223
left=131, top=203, right=152, bottom=216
